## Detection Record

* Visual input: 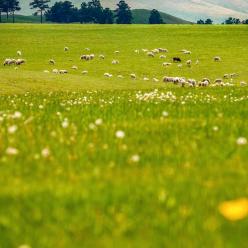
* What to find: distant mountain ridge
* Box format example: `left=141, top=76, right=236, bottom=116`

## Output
left=18, top=0, right=248, bottom=22
left=0, top=9, right=191, bottom=24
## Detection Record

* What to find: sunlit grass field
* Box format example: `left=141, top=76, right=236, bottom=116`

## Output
left=0, top=24, right=248, bottom=247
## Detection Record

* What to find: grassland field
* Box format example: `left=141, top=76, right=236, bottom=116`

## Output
left=0, top=24, right=248, bottom=247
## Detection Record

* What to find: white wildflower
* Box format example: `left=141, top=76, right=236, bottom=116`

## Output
left=41, top=148, right=50, bottom=158
left=8, top=125, right=18, bottom=134
left=236, top=137, right=247, bottom=146
left=115, top=130, right=125, bottom=139
left=6, top=147, right=19, bottom=156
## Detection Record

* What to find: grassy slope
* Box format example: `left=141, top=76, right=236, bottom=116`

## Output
left=132, top=9, right=191, bottom=24
left=1, top=10, right=190, bottom=24
left=0, top=24, right=247, bottom=247
left=0, top=24, right=248, bottom=94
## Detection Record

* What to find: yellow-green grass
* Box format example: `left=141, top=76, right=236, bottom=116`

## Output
left=0, top=24, right=248, bottom=247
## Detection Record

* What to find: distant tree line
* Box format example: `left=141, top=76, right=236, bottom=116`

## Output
left=0, top=0, right=21, bottom=23
left=0, top=0, right=165, bottom=24
left=197, top=17, right=248, bottom=25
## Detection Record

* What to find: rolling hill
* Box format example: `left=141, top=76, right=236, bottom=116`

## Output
left=132, top=9, right=191, bottom=24
left=18, top=0, right=248, bottom=22
left=0, top=9, right=191, bottom=24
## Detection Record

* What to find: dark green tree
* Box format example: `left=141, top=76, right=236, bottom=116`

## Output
left=9, top=0, right=21, bottom=23
left=78, top=2, right=91, bottom=23
left=149, top=9, right=163, bottom=24
left=102, top=8, right=113, bottom=24
left=0, top=0, right=4, bottom=22
left=197, top=19, right=205, bottom=24
left=225, top=17, right=234, bottom=24
left=87, top=0, right=103, bottom=23
left=0, top=0, right=10, bottom=21
left=46, top=1, right=78, bottom=23
left=30, top=0, right=50, bottom=23
left=205, top=18, right=213, bottom=24
left=115, top=0, right=132, bottom=24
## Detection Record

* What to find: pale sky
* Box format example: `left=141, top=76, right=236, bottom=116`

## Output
left=19, top=0, right=248, bottom=22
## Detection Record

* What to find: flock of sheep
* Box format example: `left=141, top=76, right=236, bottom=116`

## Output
left=3, top=46, right=244, bottom=87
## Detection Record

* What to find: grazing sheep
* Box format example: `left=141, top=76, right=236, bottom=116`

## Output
left=143, top=77, right=149, bottom=81
left=130, top=74, right=136, bottom=80
left=104, top=73, right=112, bottom=78
left=188, top=79, right=197, bottom=86
left=158, top=48, right=168, bottom=53
left=186, top=60, right=192, bottom=67
left=15, top=59, right=25, bottom=65
left=85, top=48, right=90, bottom=51
left=215, top=78, right=223, bottom=84
left=59, top=70, right=68, bottom=74
left=152, top=49, right=159, bottom=54
left=72, top=65, right=78, bottom=70
left=114, top=51, right=120, bottom=54
left=183, top=50, right=191, bottom=54
left=64, top=47, right=69, bottom=52
left=202, top=78, right=211, bottom=84
left=223, top=74, right=229, bottom=79
left=82, top=70, right=88, bottom=75
left=17, top=51, right=22, bottom=56
left=173, top=57, right=182, bottom=63
left=230, top=73, right=238, bottom=78
left=3, top=58, right=16, bottom=66
left=81, top=54, right=94, bottom=61
left=163, top=62, right=172, bottom=67
left=160, top=55, right=166, bottom=59
left=195, top=59, right=199, bottom=65
left=49, top=59, right=55, bottom=65
left=117, top=75, right=124, bottom=79
left=52, top=69, right=59, bottom=74
left=153, top=78, right=159, bottom=82
left=178, top=64, right=183, bottom=68
left=214, top=56, right=221, bottom=62
left=112, top=59, right=119, bottom=65
left=99, top=54, right=105, bottom=59
left=147, top=52, right=155, bottom=57
left=240, top=81, right=247, bottom=86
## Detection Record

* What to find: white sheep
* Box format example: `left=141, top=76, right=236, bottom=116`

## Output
left=162, top=62, right=172, bottom=67
left=184, top=50, right=191, bottom=54
left=214, top=56, right=221, bottom=62
left=158, top=48, right=168, bottom=53
left=82, top=70, right=88, bottom=75
left=117, top=75, right=124, bottom=79
left=186, top=60, right=192, bottom=67
left=112, top=59, right=119, bottom=65
left=160, top=55, right=166, bottom=59
left=114, top=51, right=120, bottom=54
left=64, top=47, right=69, bottom=51
left=3, top=58, right=16, bottom=66
left=49, top=59, right=55, bottom=65
left=215, top=78, right=223, bottom=84
left=147, top=52, right=155, bottom=57
left=52, top=69, right=59, bottom=74
left=72, top=65, right=78, bottom=70
left=17, top=51, right=22, bottom=56
left=153, top=78, right=159, bottom=82
left=143, top=77, right=149, bottom=81
left=59, top=70, right=68, bottom=74
left=130, top=74, right=136, bottom=80
left=104, top=73, right=112, bottom=78
left=99, top=54, right=105, bottom=59
left=15, top=59, right=25, bottom=65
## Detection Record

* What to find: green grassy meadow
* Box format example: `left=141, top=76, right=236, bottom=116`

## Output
left=0, top=24, right=248, bottom=247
